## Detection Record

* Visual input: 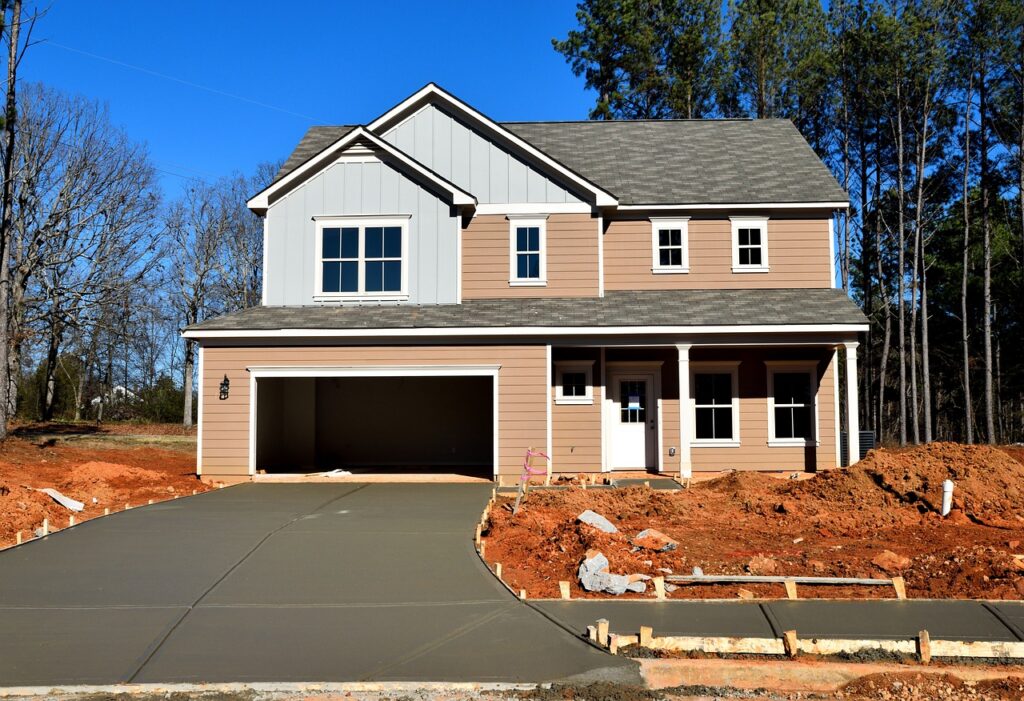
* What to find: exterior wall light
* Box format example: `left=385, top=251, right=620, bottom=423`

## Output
left=219, top=375, right=230, bottom=400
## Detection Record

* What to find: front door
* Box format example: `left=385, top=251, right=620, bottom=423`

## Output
left=609, top=373, right=656, bottom=470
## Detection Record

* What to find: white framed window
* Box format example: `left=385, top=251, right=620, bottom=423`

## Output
left=690, top=362, right=740, bottom=447
left=766, top=362, right=819, bottom=447
left=314, top=216, right=410, bottom=301
left=509, top=216, right=547, bottom=286
left=555, top=360, right=594, bottom=405
left=651, top=217, right=690, bottom=273
left=731, top=216, right=769, bottom=273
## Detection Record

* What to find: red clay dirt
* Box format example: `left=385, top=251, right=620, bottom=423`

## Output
left=0, top=433, right=209, bottom=547
left=483, top=443, right=1024, bottom=600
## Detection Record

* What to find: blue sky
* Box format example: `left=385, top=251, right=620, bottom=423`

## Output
left=23, top=1, right=593, bottom=197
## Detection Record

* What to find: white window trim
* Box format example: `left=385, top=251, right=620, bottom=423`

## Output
left=651, top=217, right=690, bottom=274
left=690, top=361, right=741, bottom=448
left=313, top=216, right=411, bottom=302
left=508, top=215, right=548, bottom=286
left=554, top=360, right=595, bottom=405
left=766, top=361, right=820, bottom=447
left=730, top=216, right=770, bottom=273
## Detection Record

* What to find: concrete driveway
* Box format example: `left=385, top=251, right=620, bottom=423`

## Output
left=0, top=483, right=637, bottom=687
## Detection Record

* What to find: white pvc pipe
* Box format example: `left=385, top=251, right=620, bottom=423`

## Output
left=942, top=479, right=955, bottom=517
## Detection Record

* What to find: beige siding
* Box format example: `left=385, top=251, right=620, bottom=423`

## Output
left=551, top=349, right=603, bottom=472
left=201, top=344, right=547, bottom=478
left=604, top=217, right=832, bottom=290
left=462, top=213, right=599, bottom=298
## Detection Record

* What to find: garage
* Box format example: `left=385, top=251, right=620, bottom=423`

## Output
left=251, top=369, right=496, bottom=479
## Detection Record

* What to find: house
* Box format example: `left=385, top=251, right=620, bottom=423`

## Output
left=184, top=84, right=867, bottom=484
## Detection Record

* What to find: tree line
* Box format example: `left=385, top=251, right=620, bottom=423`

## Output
left=0, top=2, right=270, bottom=433
left=555, top=0, right=1024, bottom=445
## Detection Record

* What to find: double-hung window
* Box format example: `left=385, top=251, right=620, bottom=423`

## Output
left=316, top=217, right=409, bottom=300
left=509, top=216, right=547, bottom=286
left=691, top=364, right=740, bottom=446
left=651, top=218, right=690, bottom=273
left=555, top=361, right=594, bottom=405
left=731, top=216, right=769, bottom=272
left=767, top=364, right=817, bottom=446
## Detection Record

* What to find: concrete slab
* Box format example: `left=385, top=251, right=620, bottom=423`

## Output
left=765, top=600, right=1018, bottom=641
left=988, top=603, right=1024, bottom=640
left=0, top=606, right=187, bottom=686
left=535, top=600, right=776, bottom=638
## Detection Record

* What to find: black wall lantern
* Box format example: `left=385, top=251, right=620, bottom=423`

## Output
left=219, top=375, right=230, bottom=400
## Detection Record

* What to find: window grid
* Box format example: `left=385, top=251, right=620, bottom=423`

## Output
left=317, top=220, right=406, bottom=298
left=694, top=372, right=734, bottom=441
left=562, top=372, right=587, bottom=397
left=515, top=226, right=541, bottom=280
left=737, top=227, right=763, bottom=267
left=772, top=371, right=813, bottom=441
left=657, top=228, right=684, bottom=268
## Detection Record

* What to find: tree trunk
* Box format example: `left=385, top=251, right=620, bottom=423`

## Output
left=909, top=223, right=920, bottom=444
left=980, top=66, right=995, bottom=444
left=874, top=158, right=892, bottom=440
left=41, top=323, right=60, bottom=421
left=894, top=75, right=908, bottom=446
left=182, top=339, right=194, bottom=428
left=962, top=75, right=974, bottom=444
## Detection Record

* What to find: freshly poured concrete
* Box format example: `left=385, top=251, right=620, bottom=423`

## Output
left=0, top=483, right=637, bottom=686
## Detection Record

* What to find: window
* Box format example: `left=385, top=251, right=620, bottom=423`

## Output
left=767, top=364, right=818, bottom=446
left=691, top=363, right=740, bottom=446
left=651, top=218, right=690, bottom=273
left=555, top=361, right=594, bottom=404
left=509, top=216, right=547, bottom=286
left=315, top=218, right=409, bottom=300
left=731, top=216, right=769, bottom=272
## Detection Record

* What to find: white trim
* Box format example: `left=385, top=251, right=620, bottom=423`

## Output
left=260, top=217, right=268, bottom=306
left=185, top=323, right=869, bottom=340
left=545, top=345, right=553, bottom=476
left=599, top=347, right=608, bottom=472
left=508, top=216, right=547, bottom=286
left=554, top=360, right=595, bottom=405
left=829, top=215, right=837, bottom=288
left=313, top=217, right=410, bottom=302
left=832, top=349, right=841, bottom=467
left=456, top=216, right=463, bottom=304
left=196, top=345, right=204, bottom=476
left=606, top=364, right=663, bottom=471
left=367, top=84, right=618, bottom=207
left=765, top=361, right=820, bottom=448
left=332, top=154, right=381, bottom=164
left=246, top=364, right=502, bottom=478
left=597, top=212, right=605, bottom=298
left=650, top=217, right=691, bottom=274
left=248, top=126, right=477, bottom=212
left=845, top=342, right=860, bottom=465
left=730, top=216, right=770, bottom=273
left=618, top=201, right=849, bottom=211
left=690, top=361, right=741, bottom=448
left=676, top=344, right=692, bottom=479
left=476, top=202, right=591, bottom=216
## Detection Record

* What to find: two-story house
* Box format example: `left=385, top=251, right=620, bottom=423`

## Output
left=184, top=84, right=867, bottom=484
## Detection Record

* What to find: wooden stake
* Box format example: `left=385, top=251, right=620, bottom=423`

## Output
left=42, top=518, right=48, bottom=536
left=782, top=629, right=799, bottom=658
left=738, top=588, right=755, bottom=599
left=15, top=531, right=21, bottom=545
left=892, top=576, right=907, bottom=600
left=69, top=515, right=75, bottom=527
left=639, top=625, right=653, bottom=647
left=596, top=618, right=610, bottom=647
left=104, top=507, right=110, bottom=516
left=125, top=503, right=130, bottom=510
left=559, top=581, right=571, bottom=600
left=475, top=524, right=482, bottom=546
left=653, top=575, right=666, bottom=601
left=519, top=589, right=527, bottom=600
left=587, top=625, right=597, bottom=642
left=644, top=480, right=650, bottom=488
left=192, top=489, right=197, bottom=495
left=479, top=541, right=486, bottom=559
left=148, top=499, right=154, bottom=505
left=917, top=629, right=931, bottom=664
left=494, top=562, right=503, bottom=580
left=608, top=633, right=620, bottom=655
left=784, top=580, right=799, bottom=600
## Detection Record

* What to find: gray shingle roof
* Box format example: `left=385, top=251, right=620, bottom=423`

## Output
left=187, top=289, right=865, bottom=333
left=270, top=119, right=846, bottom=205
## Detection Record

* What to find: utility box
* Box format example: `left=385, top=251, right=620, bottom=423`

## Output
left=840, top=430, right=876, bottom=467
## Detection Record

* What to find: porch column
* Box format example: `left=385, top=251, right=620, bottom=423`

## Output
left=676, top=344, right=692, bottom=480
left=844, top=342, right=860, bottom=465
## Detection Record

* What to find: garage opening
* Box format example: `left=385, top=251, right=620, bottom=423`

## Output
left=254, top=374, right=494, bottom=479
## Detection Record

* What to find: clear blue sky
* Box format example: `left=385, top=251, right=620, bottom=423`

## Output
left=22, top=0, right=593, bottom=197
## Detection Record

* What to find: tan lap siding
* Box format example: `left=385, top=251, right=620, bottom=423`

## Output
left=551, top=349, right=602, bottom=472
left=462, top=213, right=599, bottom=298
left=201, top=345, right=548, bottom=478
left=604, top=217, right=832, bottom=290
left=689, top=348, right=837, bottom=471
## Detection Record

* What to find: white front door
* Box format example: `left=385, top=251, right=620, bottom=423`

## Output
left=609, top=373, right=657, bottom=470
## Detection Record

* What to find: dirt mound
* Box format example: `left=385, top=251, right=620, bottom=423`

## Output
left=841, top=672, right=1024, bottom=700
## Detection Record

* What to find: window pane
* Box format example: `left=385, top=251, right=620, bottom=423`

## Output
left=383, top=227, right=401, bottom=258
left=747, top=247, right=762, bottom=265
left=775, top=373, right=811, bottom=404
left=670, top=229, right=681, bottom=246
left=775, top=407, right=795, bottom=438
left=382, top=261, right=401, bottom=291
left=746, top=228, right=761, bottom=245
left=528, top=227, right=539, bottom=251
left=365, top=227, right=383, bottom=258
left=739, top=228, right=750, bottom=246
left=713, top=374, right=732, bottom=403
left=713, top=407, right=733, bottom=439
left=365, top=261, right=382, bottom=292
left=793, top=406, right=812, bottom=439
left=516, top=227, right=528, bottom=252
left=322, top=261, right=340, bottom=292
left=695, top=408, right=714, bottom=439
left=517, top=254, right=530, bottom=279
left=322, top=228, right=340, bottom=259
left=670, top=248, right=682, bottom=266
left=694, top=374, right=715, bottom=405
left=659, top=229, right=670, bottom=247
left=659, top=249, right=671, bottom=267
left=528, top=253, right=540, bottom=278
left=739, top=248, right=751, bottom=265
left=562, top=372, right=586, bottom=397
left=341, top=228, right=359, bottom=259
left=340, top=261, right=358, bottom=292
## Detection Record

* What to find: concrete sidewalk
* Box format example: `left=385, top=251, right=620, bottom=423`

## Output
left=0, top=483, right=637, bottom=687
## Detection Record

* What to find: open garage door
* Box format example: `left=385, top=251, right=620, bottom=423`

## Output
left=254, top=371, right=495, bottom=479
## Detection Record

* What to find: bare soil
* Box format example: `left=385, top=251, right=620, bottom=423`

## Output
left=483, top=443, right=1024, bottom=600
left=0, top=432, right=209, bottom=547
left=837, top=671, right=1024, bottom=700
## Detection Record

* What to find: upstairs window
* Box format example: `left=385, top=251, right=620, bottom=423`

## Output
left=731, top=216, right=769, bottom=273
left=509, top=216, right=547, bottom=286
left=651, top=218, right=690, bottom=273
left=316, top=218, right=408, bottom=299
left=768, top=364, right=817, bottom=446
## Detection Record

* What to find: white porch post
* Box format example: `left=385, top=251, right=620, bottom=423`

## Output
left=844, top=342, right=860, bottom=465
left=677, top=344, right=692, bottom=480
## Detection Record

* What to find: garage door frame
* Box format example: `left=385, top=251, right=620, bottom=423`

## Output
left=247, top=364, right=501, bottom=477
